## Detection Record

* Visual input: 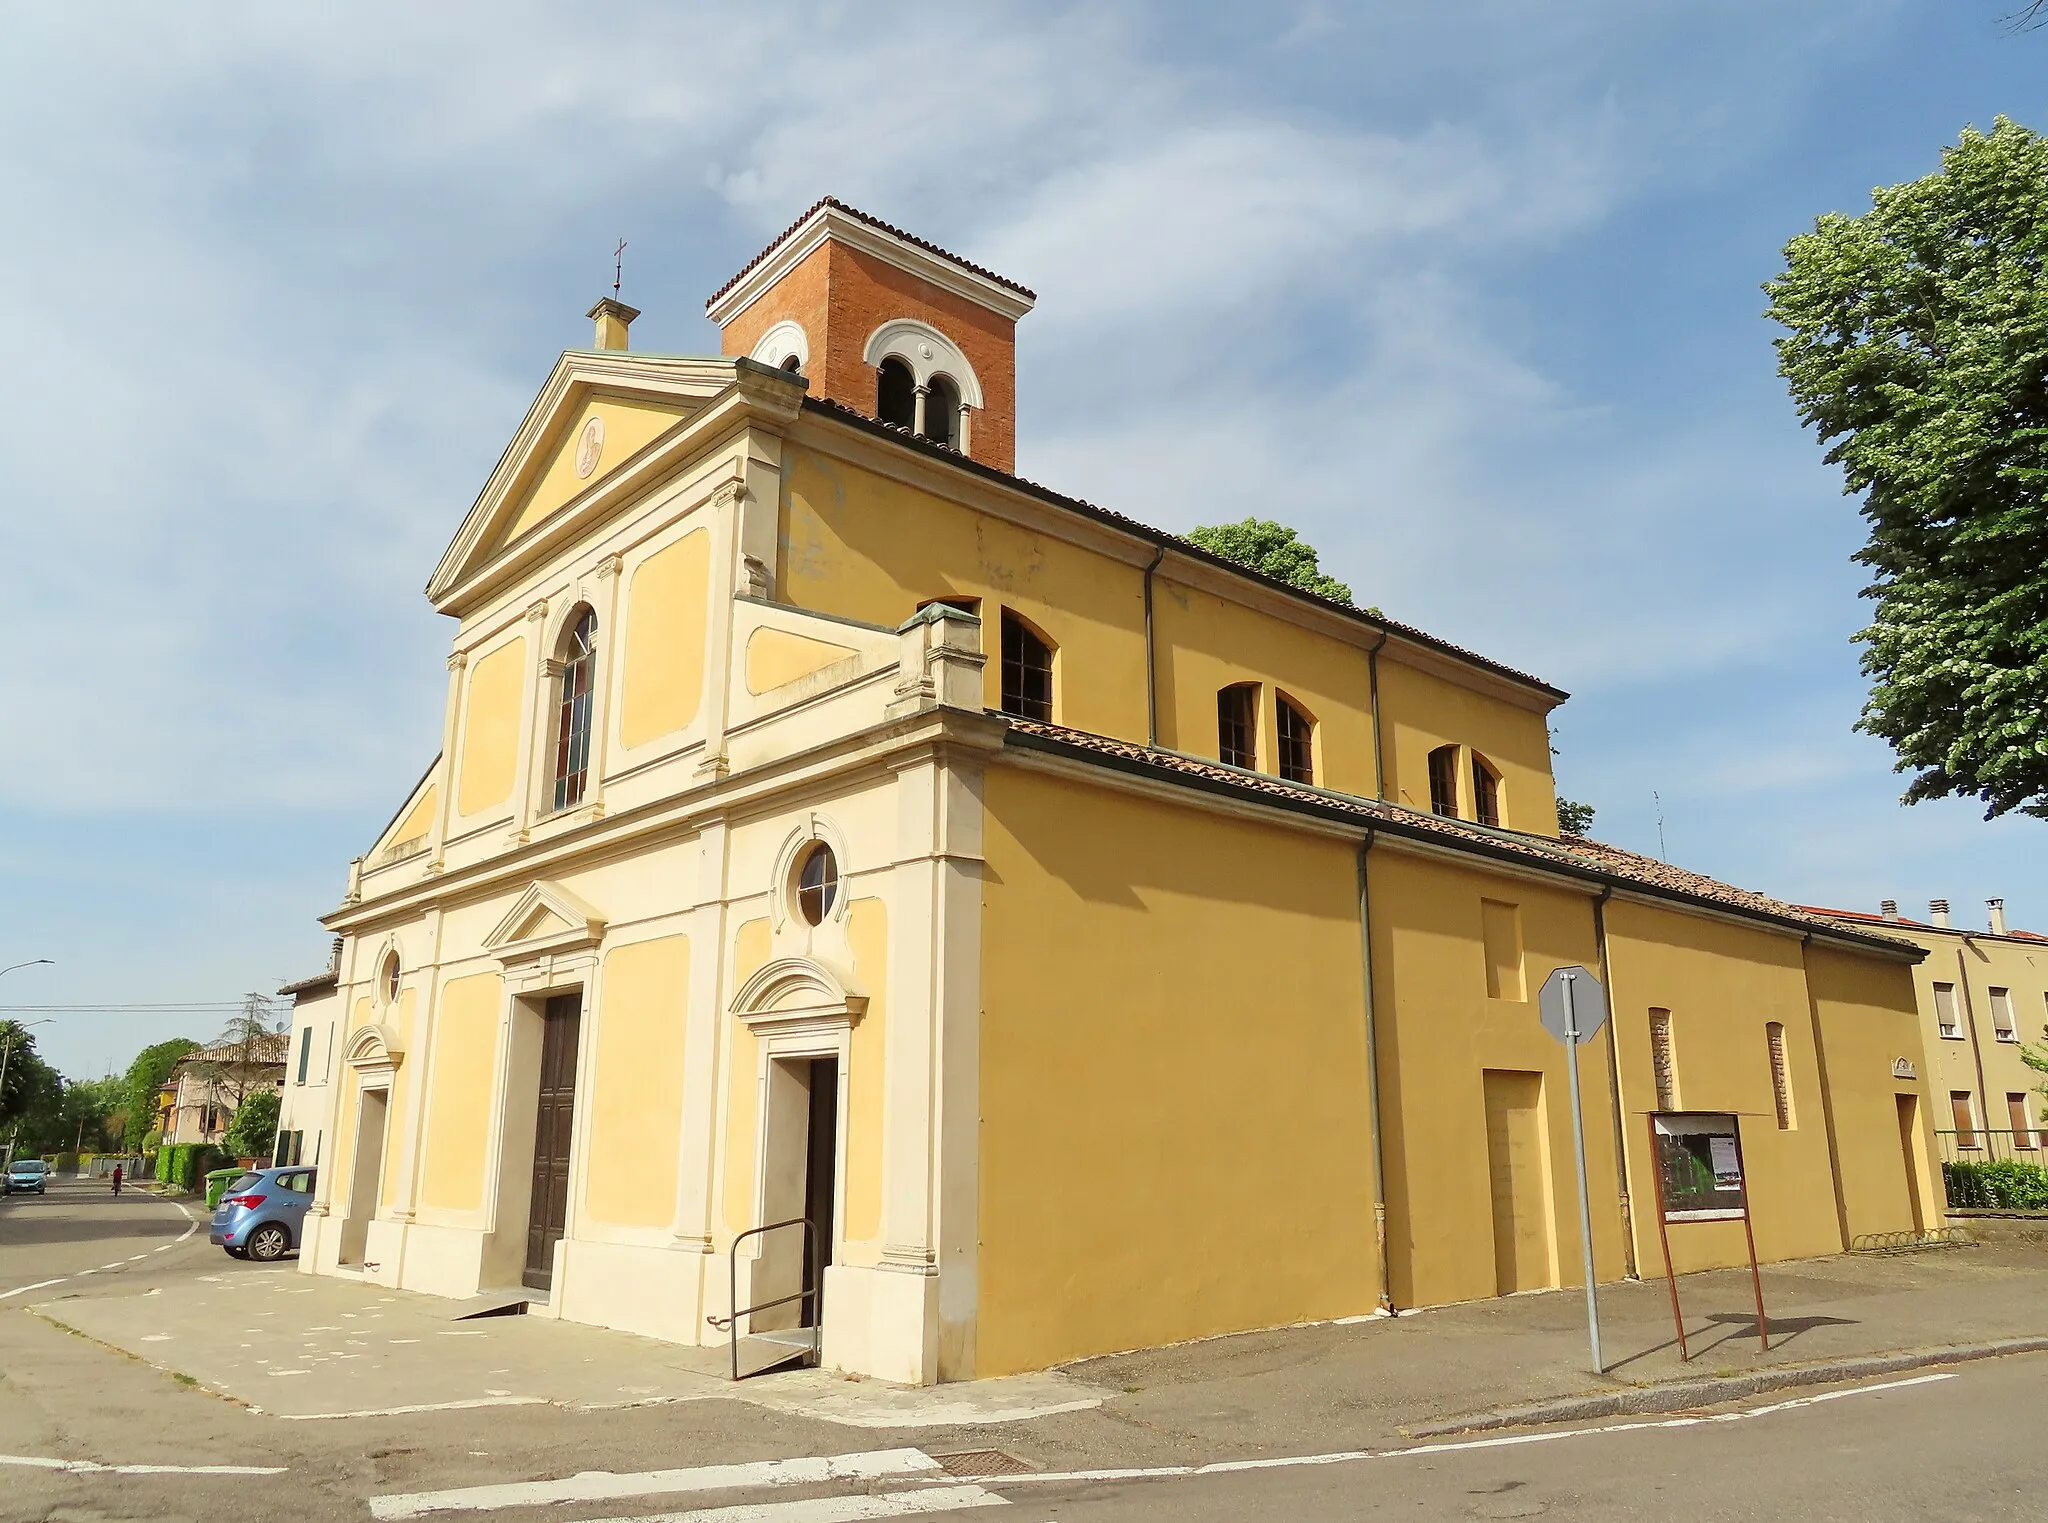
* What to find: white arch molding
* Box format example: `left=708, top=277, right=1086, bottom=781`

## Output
left=750, top=319, right=810, bottom=373
left=862, top=318, right=984, bottom=406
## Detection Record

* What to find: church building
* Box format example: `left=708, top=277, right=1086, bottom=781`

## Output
left=279, top=199, right=1941, bottom=1384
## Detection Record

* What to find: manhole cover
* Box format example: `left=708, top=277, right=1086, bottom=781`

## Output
left=931, top=1449, right=1034, bottom=1478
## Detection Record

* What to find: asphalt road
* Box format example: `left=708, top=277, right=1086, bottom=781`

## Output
left=2, top=1178, right=2043, bottom=1523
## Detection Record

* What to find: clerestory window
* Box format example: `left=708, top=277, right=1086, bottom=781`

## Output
left=1217, top=684, right=1258, bottom=769
left=1471, top=752, right=1501, bottom=828
left=1428, top=744, right=1460, bottom=818
left=552, top=607, right=597, bottom=812
left=1000, top=611, right=1054, bottom=722
left=1276, top=693, right=1314, bottom=786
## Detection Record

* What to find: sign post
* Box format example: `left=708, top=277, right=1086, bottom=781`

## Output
left=1536, top=965, right=1609, bottom=1375
left=1645, top=1111, right=1769, bottom=1361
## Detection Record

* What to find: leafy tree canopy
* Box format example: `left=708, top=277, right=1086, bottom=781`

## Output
left=123, top=1037, right=199, bottom=1135
left=1765, top=117, right=2048, bottom=820
left=221, top=1087, right=280, bottom=1161
left=1186, top=518, right=1355, bottom=606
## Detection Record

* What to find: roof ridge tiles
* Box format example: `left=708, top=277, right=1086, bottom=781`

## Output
left=706, top=196, right=1036, bottom=313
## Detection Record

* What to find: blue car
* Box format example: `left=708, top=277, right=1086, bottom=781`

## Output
left=6, top=1158, right=49, bottom=1195
left=209, top=1166, right=315, bottom=1261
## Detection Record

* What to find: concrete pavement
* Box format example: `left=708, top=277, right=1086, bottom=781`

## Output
left=6, top=1177, right=2048, bottom=1521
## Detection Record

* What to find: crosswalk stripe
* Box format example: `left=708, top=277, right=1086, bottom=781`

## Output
left=573, top=1486, right=1003, bottom=1523
left=370, top=1449, right=945, bottom=1519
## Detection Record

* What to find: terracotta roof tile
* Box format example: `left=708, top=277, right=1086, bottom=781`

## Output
left=805, top=396, right=1567, bottom=700
left=999, top=716, right=1919, bottom=955
left=706, top=196, right=1036, bottom=313
left=1797, top=903, right=2047, bottom=945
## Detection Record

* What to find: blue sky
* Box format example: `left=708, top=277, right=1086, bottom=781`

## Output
left=2, top=2, right=2042, bottom=1080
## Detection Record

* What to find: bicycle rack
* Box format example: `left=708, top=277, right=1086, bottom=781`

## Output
left=706, top=1216, right=823, bottom=1381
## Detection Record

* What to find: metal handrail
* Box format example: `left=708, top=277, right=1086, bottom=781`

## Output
left=705, top=1215, right=822, bottom=1381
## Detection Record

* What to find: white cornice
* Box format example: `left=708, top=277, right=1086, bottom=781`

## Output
left=707, top=204, right=1037, bottom=328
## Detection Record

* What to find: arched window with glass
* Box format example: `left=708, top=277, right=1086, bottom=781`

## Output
left=1275, top=692, right=1315, bottom=785
left=1470, top=752, right=1502, bottom=828
left=551, top=608, right=598, bottom=812
left=1000, top=610, right=1055, bottom=722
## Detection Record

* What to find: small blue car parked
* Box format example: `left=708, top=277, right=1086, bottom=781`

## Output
left=210, top=1166, right=315, bottom=1261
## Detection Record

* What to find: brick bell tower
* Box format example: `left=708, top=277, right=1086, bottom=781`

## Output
left=705, top=198, right=1036, bottom=473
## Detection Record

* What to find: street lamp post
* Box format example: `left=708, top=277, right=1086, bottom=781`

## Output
left=0, top=960, right=56, bottom=1164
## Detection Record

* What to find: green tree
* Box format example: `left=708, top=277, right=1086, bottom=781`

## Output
left=1187, top=518, right=1355, bottom=605
left=1765, top=118, right=2048, bottom=820
left=122, top=1037, right=199, bottom=1141
left=1556, top=799, right=1596, bottom=837
left=220, top=1087, right=280, bottom=1161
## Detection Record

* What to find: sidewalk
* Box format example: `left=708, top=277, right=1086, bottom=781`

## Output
left=24, top=1229, right=2048, bottom=1467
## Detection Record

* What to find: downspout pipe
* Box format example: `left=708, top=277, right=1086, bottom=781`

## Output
left=1591, top=887, right=1637, bottom=1279
left=1358, top=830, right=1396, bottom=1313
left=1366, top=628, right=1389, bottom=801
left=1142, top=543, right=1168, bottom=747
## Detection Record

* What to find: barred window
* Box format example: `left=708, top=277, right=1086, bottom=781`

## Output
left=1000, top=611, right=1054, bottom=722
left=1217, top=684, right=1258, bottom=769
left=1767, top=1021, right=1794, bottom=1129
left=1471, top=753, right=1501, bottom=828
left=552, top=608, right=597, bottom=811
left=1428, top=744, right=1460, bottom=817
left=1276, top=693, right=1314, bottom=785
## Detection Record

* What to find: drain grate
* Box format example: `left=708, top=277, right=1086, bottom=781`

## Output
left=931, top=1449, right=1034, bottom=1478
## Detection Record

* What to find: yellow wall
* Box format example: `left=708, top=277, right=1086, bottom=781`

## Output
left=585, top=935, right=691, bottom=1228
left=1900, top=929, right=2048, bottom=1144
left=420, top=973, right=502, bottom=1214
left=1378, top=660, right=1558, bottom=834
left=388, top=783, right=439, bottom=850
left=746, top=627, right=858, bottom=695
left=843, top=898, right=888, bottom=1246
left=500, top=395, right=688, bottom=546
left=1804, top=944, right=1941, bottom=1238
left=780, top=446, right=1149, bottom=737
left=1369, top=852, right=1620, bottom=1308
left=1602, top=900, right=1843, bottom=1274
left=620, top=530, right=709, bottom=749
left=722, top=917, right=774, bottom=1234
left=1153, top=575, right=1375, bottom=794
left=457, top=637, right=526, bottom=818
left=977, top=765, right=1377, bottom=1375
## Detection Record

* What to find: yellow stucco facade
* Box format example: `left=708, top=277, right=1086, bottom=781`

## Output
left=277, top=207, right=1938, bottom=1387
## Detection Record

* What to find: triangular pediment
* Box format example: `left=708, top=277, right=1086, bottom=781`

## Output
left=427, top=351, right=805, bottom=613
left=484, top=879, right=607, bottom=963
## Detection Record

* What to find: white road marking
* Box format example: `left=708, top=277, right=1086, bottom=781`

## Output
left=575, top=1488, right=1003, bottom=1523
left=0, top=1453, right=287, bottom=1476
left=371, top=1448, right=945, bottom=1519
left=983, top=1372, right=1961, bottom=1489
left=0, top=1193, right=197, bottom=1300
left=276, top=1394, right=548, bottom=1421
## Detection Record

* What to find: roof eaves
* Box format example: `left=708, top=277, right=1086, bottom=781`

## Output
left=802, top=398, right=1567, bottom=701
left=706, top=196, right=1036, bottom=313
left=999, top=718, right=1921, bottom=959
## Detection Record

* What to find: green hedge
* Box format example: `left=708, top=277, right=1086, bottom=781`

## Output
left=153, top=1143, right=227, bottom=1192
left=1944, top=1158, right=2048, bottom=1210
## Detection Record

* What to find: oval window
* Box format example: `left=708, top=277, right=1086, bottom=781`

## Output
left=796, top=843, right=839, bottom=926
left=381, top=951, right=401, bottom=1004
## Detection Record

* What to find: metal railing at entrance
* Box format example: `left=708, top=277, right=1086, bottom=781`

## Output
left=706, top=1216, right=822, bottom=1381
left=1934, top=1128, right=2044, bottom=1165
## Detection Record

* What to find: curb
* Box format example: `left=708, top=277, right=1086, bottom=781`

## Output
left=1407, top=1336, right=2048, bottom=1437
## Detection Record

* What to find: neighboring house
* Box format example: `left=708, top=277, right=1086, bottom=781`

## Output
left=1809, top=899, right=2048, bottom=1163
left=162, top=1033, right=289, bottom=1147
left=274, top=941, right=343, bottom=1168
left=287, top=199, right=1938, bottom=1386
